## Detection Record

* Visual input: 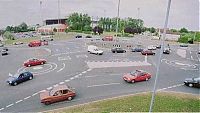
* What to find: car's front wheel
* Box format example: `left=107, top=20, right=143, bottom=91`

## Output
left=189, top=83, right=193, bottom=87
left=131, top=80, right=135, bottom=83
left=29, top=76, right=33, bottom=80
left=146, top=78, right=149, bottom=81
left=68, top=97, right=72, bottom=101
left=28, top=64, right=31, bottom=67
left=44, top=101, right=51, bottom=105
left=13, top=82, right=17, bottom=86
left=41, top=62, right=44, bottom=65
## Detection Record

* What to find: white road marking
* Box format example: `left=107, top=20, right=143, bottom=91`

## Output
left=15, top=100, right=23, bottom=104
left=158, top=83, right=184, bottom=91
left=57, top=63, right=65, bottom=72
left=32, top=92, right=38, bottom=96
left=24, top=96, right=31, bottom=100
left=59, top=82, right=65, bottom=85
left=87, top=83, right=121, bottom=88
left=65, top=79, right=70, bottom=82
left=79, top=73, right=82, bottom=76
left=6, top=103, right=14, bottom=108
left=191, top=55, right=194, bottom=60
left=47, top=87, right=53, bottom=90
left=53, top=84, right=59, bottom=87
left=40, top=90, right=46, bottom=92
left=58, top=56, right=71, bottom=61
left=0, top=108, right=4, bottom=111
left=70, top=77, right=74, bottom=80
left=87, top=68, right=92, bottom=72
left=82, top=71, right=87, bottom=74
left=85, top=74, right=118, bottom=78
left=74, top=75, right=79, bottom=78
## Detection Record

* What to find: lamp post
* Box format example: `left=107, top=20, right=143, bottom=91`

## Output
left=39, top=1, right=43, bottom=26
left=115, top=0, right=120, bottom=41
left=149, top=0, right=172, bottom=112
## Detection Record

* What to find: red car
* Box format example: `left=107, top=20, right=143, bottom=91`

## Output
left=141, top=50, right=155, bottom=55
left=28, top=40, right=41, bottom=47
left=123, top=70, right=152, bottom=83
left=102, top=36, right=113, bottom=41
left=24, top=58, right=46, bottom=67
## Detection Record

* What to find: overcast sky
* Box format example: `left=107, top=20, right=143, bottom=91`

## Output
left=0, top=0, right=199, bottom=31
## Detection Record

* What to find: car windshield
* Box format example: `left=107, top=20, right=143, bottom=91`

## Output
left=10, top=73, right=19, bottom=78
left=130, top=71, right=140, bottom=76
left=194, top=77, right=200, bottom=81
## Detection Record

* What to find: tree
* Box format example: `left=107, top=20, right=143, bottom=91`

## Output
left=149, top=27, right=156, bottom=33
left=53, top=28, right=57, bottom=32
left=180, top=27, right=188, bottom=33
left=19, top=22, right=28, bottom=32
left=3, top=31, right=15, bottom=40
left=93, top=26, right=103, bottom=35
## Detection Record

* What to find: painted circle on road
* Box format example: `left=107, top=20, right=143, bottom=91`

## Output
left=17, top=62, right=57, bottom=75
left=163, top=59, right=198, bottom=70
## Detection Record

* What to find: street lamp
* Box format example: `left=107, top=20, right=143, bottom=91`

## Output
left=149, top=0, right=172, bottom=112
left=115, top=0, right=120, bottom=41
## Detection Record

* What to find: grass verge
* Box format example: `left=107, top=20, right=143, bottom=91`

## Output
left=46, top=92, right=199, bottom=113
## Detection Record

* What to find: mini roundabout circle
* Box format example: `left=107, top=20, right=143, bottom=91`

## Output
left=162, top=59, right=198, bottom=70
left=17, top=62, right=57, bottom=75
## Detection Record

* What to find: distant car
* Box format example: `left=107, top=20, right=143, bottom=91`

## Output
left=111, top=48, right=126, bottom=53
left=180, top=44, right=188, bottom=47
left=123, top=70, right=152, bottom=83
left=40, top=85, right=76, bottom=105
left=24, top=58, right=46, bottom=67
left=40, top=35, right=54, bottom=41
left=131, top=48, right=143, bottom=52
left=184, top=77, right=200, bottom=88
left=147, top=45, right=156, bottom=50
left=75, top=35, right=82, bottom=38
left=198, top=51, right=200, bottom=54
left=6, top=72, right=33, bottom=86
left=156, top=45, right=161, bottom=49
left=102, top=36, right=113, bottom=41
left=163, top=48, right=170, bottom=54
left=88, top=45, right=103, bottom=55
left=1, top=49, right=8, bottom=56
left=13, top=42, right=23, bottom=45
left=0, top=43, right=4, bottom=47
left=85, top=35, right=92, bottom=38
left=2, top=47, right=8, bottom=51
left=141, top=50, right=155, bottom=55
left=28, top=41, right=41, bottom=47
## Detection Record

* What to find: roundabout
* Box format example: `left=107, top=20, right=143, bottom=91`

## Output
left=17, top=62, right=58, bottom=75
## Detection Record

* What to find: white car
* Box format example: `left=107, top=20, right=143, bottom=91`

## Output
left=147, top=45, right=156, bottom=50
left=88, top=45, right=103, bottom=55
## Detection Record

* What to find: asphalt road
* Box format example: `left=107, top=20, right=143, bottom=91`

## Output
left=0, top=36, right=199, bottom=112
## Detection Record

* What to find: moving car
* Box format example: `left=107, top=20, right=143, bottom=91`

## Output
left=24, top=58, right=46, bottom=67
left=141, top=50, right=155, bottom=55
left=1, top=49, right=8, bottom=56
left=163, top=48, right=170, bottom=54
left=184, top=77, right=200, bottom=88
left=180, top=44, right=188, bottom=47
left=147, top=45, right=156, bottom=50
left=156, top=45, right=161, bottom=49
left=40, top=85, right=76, bottom=105
left=111, top=48, right=126, bottom=53
left=13, top=42, right=23, bottom=45
left=6, top=72, right=33, bottom=86
left=123, top=70, right=151, bottom=83
left=88, top=45, right=103, bottom=55
left=85, top=35, right=92, bottom=38
left=2, top=47, right=8, bottom=51
left=75, top=35, right=82, bottom=38
left=28, top=40, right=41, bottom=47
left=131, top=48, right=143, bottom=52
left=102, top=36, right=113, bottom=41
left=40, top=35, right=54, bottom=41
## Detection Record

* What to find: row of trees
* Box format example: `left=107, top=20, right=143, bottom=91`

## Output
left=5, top=22, right=34, bottom=33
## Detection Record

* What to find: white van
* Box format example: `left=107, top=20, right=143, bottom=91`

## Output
left=40, top=36, right=54, bottom=41
left=88, top=45, right=103, bottom=55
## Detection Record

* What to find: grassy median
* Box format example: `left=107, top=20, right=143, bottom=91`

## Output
left=47, top=92, right=199, bottom=113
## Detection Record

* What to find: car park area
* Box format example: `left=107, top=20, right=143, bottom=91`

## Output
left=0, top=35, right=199, bottom=112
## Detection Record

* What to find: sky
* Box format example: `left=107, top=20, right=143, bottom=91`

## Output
left=0, top=0, right=199, bottom=31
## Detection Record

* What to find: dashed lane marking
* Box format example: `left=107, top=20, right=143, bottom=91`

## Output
left=82, top=71, right=87, bottom=74
left=59, top=82, right=65, bottom=85
left=65, top=79, right=70, bottom=82
left=6, top=103, right=14, bottom=108
left=57, top=63, right=65, bottom=72
left=87, top=82, right=121, bottom=88
left=15, top=100, right=23, bottom=104
left=24, top=96, right=31, bottom=100
left=53, top=84, right=59, bottom=87
left=32, top=92, right=38, bottom=96
left=47, top=87, right=53, bottom=90
left=0, top=108, right=4, bottom=111
left=157, top=83, right=184, bottom=91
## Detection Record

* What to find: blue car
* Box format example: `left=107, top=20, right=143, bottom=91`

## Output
left=132, top=48, right=143, bottom=52
left=6, top=72, right=33, bottom=86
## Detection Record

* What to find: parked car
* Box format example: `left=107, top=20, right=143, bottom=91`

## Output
left=1, top=49, right=8, bottom=56
left=141, top=50, right=155, bottom=55
left=40, top=85, right=76, bottom=105
left=0, top=43, right=4, bottom=47
left=184, top=77, right=200, bottom=88
left=24, top=58, right=46, bottom=67
left=163, top=48, right=170, bottom=54
left=13, top=42, right=23, bottom=45
left=198, top=51, right=200, bottom=54
left=123, top=70, right=152, bottom=83
left=88, top=45, right=103, bottom=55
left=6, top=72, right=33, bottom=86
left=2, top=47, right=8, bottom=51
left=85, top=35, right=92, bottom=38
left=180, top=44, right=188, bottom=47
left=75, top=35, right=82, bottom=38
left=102, top=36, right=113, bottom=41
left=40, top=35, right=54, bottom=41
left=156, top=45, right=161, bottom=49
left=111, top=48, right=126, bottom=53
left=147, top=45, right=157, bottom=50
left=28, top=41, right=41, bottom=47
left=131, top=48, right=143, bottom=52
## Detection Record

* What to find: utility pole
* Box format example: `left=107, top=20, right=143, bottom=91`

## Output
left=149, top=0, right=172, bottom=112
left=39, top=1, right=43, bottom=26
left=137, top=8, right=140, bottom=27
left=57, top=0, right=61, bottom=37
left=115, top=0, right=120, bottom=41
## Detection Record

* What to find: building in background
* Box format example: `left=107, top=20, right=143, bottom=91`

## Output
left=37, top=24, right=68, bottom=33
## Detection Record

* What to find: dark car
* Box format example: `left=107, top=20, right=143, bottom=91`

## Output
left=6, top=72, right=33, bottom=86
left=85, top=35, right=92, bottom=38
left=40, top=85, right=76, bottom=105
left=24, top=58, right=46, bottom=67
left=75, top=35, right=82, bottom=38
left=180, top=44, right=188, bottom=47
left=111, top=48, right=126, bottom=53
left=1, top=49, right=8, bottom=56
left=156, top=45, right=161, bottom=49
left=2, top=47, right=8, bottom=51
left=184, top=77, right=200, bottom=88
left=123, top=70, right=152, bottom=83
left=141, top=50, right=155, bottom=55
left=132, top=48, right=143, bottom=52
left=163, top=48, right=170, bottom=54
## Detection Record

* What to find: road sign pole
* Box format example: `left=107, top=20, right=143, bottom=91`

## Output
left=149, top=0, right=172, bottom=112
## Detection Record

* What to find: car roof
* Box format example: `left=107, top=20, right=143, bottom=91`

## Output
left=50, top=85, right=71, bottom=95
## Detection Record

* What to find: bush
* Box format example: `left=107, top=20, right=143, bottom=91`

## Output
left=83, top=31, right=91, bottom=34
left=69, top=30, right=83, bottom=33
